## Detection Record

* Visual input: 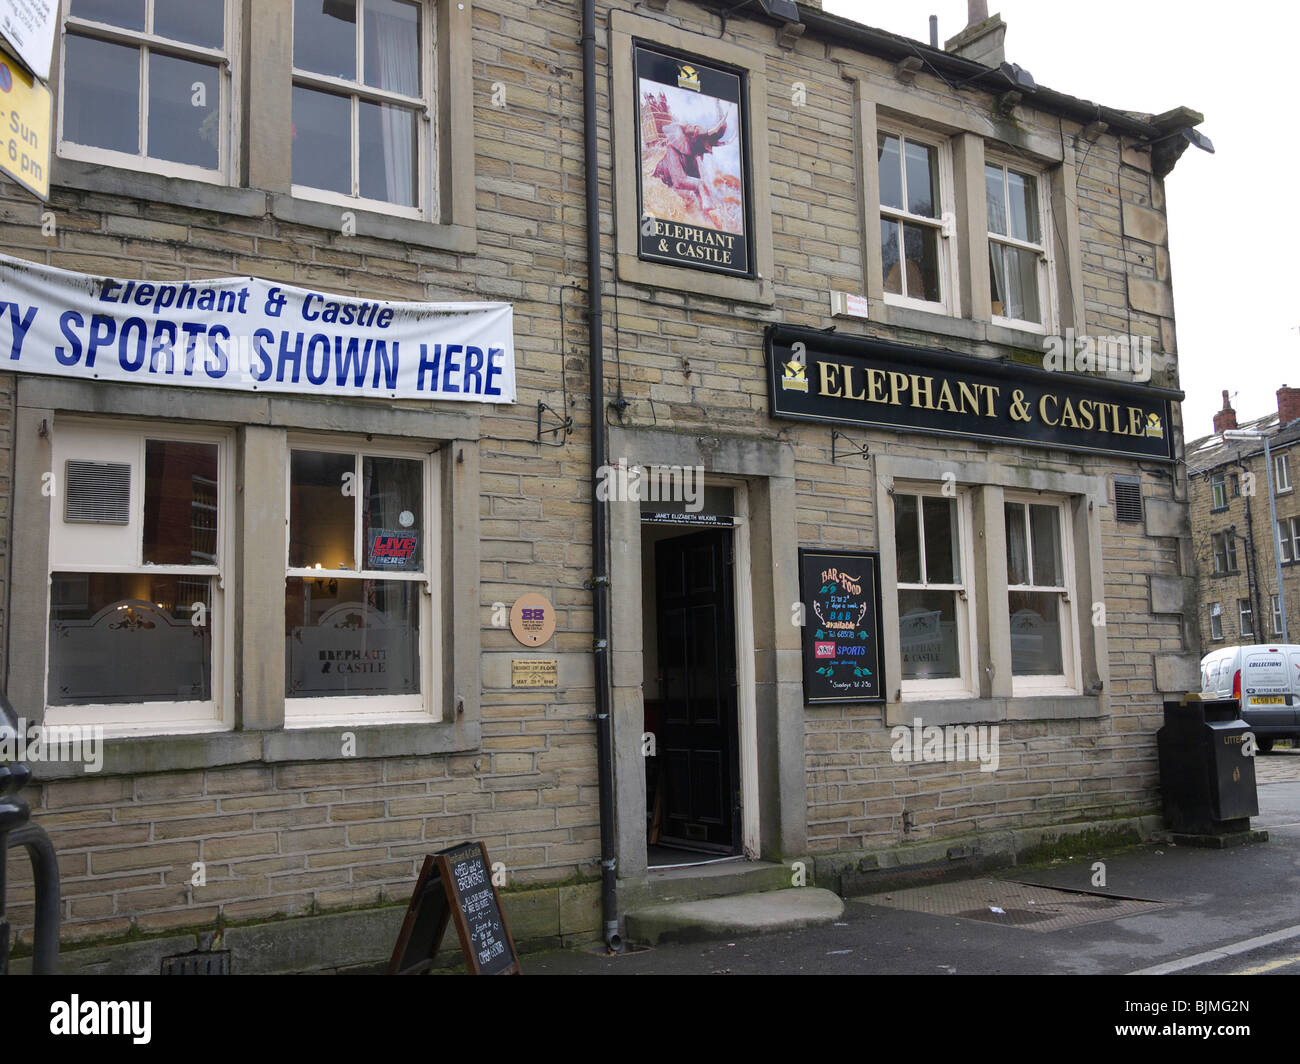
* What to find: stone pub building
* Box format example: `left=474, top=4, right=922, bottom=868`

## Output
left=0, top=0, right=1205, bottom=970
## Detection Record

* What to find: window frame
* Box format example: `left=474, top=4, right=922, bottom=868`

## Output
left=1212, top=531, right=1239, bottom=574
left=1210, top=601, right=1223, bottom=641
left=984, top=154, right=1056, bottom=335
left=1210, top=472, right=1227, bottom=511
left=44, top=418, right=235, bottom=736
left=289, top=0, right=439, bottom=222
left=876, top=123, right=959, bottom=317
left=892, top=483, right=979, bottom=700
left=56, top=2, right=240, bottom=185
left=1275, top=452, right=1292, bottom=494
left=1272, top=594, right=1283, bottom=635
left=1004, top=492, right=1079, bottom=697
left=282, top=433, right=441, bottom=728
left=1239, top=598, right=1254, bottom=639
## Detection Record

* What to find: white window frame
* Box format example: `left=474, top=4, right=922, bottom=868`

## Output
left=1210, top=601, right=1223, bottom=641
left=1004, top=493, right=1079, bottom=697
left=1212, top=531, right=1238, bottom=574
left=1210, top=472, right=1227, bottom=510
left=57, top=2, right=240, bottom=185
left=44, top=419, right=234, bottom=736
left=876, top=124, right=959, bottom=316
left=289, top=0, right=439, bottom=222
left=894, top=484, right=979, bottom=700
left=1275, top=452, right=1292, bottom=493
left=1272, top=594, right=1283, bottom=635
left=284, top=435, right=440, bottom=728
left=1239, top=598, right=1254, bottom=638
left=985, top=155, right=1056, bottom=334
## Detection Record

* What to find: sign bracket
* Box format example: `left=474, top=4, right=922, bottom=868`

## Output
left=831, top=430, right=871, bottom=464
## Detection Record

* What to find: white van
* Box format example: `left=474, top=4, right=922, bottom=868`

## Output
left=1200, top=644, right=1300, bottom=752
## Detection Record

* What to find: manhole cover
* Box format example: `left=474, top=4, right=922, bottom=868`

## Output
left=858, top=877, right=1164, bottom=932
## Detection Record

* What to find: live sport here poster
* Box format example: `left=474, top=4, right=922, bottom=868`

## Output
left=634, top=43, right=751, bottom=277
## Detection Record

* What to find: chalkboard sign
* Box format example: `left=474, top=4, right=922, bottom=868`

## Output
left=798, top=548, right=885, bottom=704
left=388, top=841, right=521, bottom=976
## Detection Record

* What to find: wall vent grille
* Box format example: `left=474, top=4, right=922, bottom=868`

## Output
left=64, top=460, right=131, bottom=524
left=1113, top=477, right=1143, bottom=523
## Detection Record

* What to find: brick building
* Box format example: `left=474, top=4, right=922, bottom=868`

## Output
left=0, top=0, right=1206, bottom=972
left=1188, top=388, right=1300, bottom=654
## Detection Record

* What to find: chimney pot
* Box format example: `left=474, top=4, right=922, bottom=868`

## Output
left=1213, top=389, right=1237, bottom=435
left=1278, top=385, right=1300, bottom=429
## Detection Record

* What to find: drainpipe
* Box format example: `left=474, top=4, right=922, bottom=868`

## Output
left=581, top=0, right=620, bottom=951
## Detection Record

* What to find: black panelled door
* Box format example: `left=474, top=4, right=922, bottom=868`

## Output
left=654, top=529, right=739, bottom=853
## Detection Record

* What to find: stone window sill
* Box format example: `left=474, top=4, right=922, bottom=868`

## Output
left=27, top=721, right=480, bottom=781
left=885, top=695, right=1103, bottom=727
left=51, top=159, right=477, bottom=255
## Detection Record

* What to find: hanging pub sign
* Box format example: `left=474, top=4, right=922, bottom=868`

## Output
left=0, top=254, right=517, bottom=403
left=767, top=324, right=1180, bottom=462
left=798, top=548, right=885, bottom=704
left=634, top=43, right=752, bottom=277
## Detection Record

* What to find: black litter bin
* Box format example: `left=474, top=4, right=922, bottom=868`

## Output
left=1157, top=695, right=1259, bottom=837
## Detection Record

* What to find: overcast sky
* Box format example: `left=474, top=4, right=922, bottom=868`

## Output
left=823, top=0, right=1295, bottom=441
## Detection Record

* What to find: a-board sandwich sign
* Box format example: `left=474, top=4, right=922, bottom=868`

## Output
left=388, top=841, right=521, bottom=976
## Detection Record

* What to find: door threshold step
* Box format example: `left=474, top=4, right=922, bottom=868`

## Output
left=625, top=887, right=845, bottom=946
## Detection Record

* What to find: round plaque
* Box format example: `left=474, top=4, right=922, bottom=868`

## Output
left=509, top=593, right=556, bottom=646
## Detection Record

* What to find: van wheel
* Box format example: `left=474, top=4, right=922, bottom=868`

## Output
left=1257, top=738, right=1274, bottom=754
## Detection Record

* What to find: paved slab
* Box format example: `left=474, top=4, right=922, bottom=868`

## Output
left=624, top=887, right=844, bottom=945
left=524, top=783, right=1300, bottom=975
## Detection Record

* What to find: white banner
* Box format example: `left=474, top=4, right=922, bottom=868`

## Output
left=0, top=254, right=516, bottom=404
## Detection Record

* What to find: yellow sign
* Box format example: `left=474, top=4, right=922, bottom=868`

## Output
left=511, top=659, right=558, bottom=689
left=0, top=53, right=50, bottom=200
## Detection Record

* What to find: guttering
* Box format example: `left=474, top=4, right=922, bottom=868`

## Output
left=581, top=0, right=620, bottom=951
left=691, top=0, right=1176, bottom=140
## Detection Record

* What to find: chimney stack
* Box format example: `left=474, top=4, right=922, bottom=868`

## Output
left=944, top=3, right=1006, bottom=66
left=1279, top=384, right=1300, bottom=428
left=1213, top=389, right=1237, bottom=435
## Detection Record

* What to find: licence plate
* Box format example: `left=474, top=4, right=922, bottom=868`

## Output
left=1252, top=696, right=1286, bottom=705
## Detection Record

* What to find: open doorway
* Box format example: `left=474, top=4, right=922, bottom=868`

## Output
left=641, top=504, right=742, bottom=868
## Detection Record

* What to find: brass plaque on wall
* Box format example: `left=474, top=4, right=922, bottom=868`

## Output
left=511, top=659, right=558, bottom=688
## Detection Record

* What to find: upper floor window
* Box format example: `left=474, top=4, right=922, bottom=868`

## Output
left=1275, top=452, right=1292, bottom=493
left=59, top=0, right=235, bottom=181
left=1239, top=598, right=1254, bottom=638
left=1276, top=517, right=1300, bottom=564
left=1209, top=601, right=1223, bottom=641
left=1212, top=531, right=1238, bottom=574
left=986, top=159, right=1051, bottom=330
left=1211, top=472, right=1228, bottom=511
left=291, top=0, right=434, bottom=218
left=1272, top=594, right=1283, bottom=635
left=877, top=129, right=955, bottom=313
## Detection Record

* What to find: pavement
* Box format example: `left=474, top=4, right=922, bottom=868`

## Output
left=525, top=747, right=1300, bottom=975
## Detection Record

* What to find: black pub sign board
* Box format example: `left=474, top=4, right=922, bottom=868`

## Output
left=766, top=324, right=1181, bottom=462
left=799, top=549, right=886, bottom=704
left=634, top=42, right=753, bottom=277
left=388, top=841, right=520, bottom=975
